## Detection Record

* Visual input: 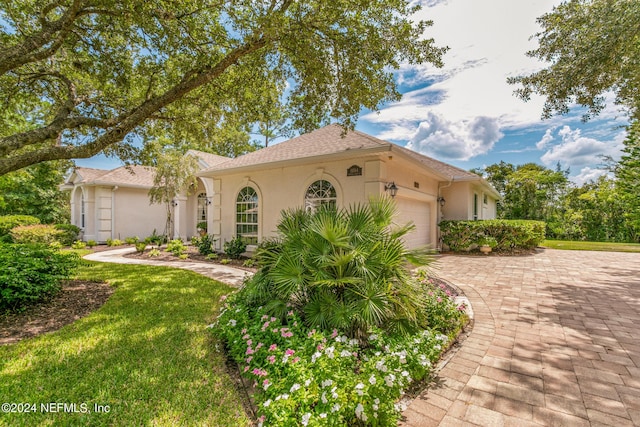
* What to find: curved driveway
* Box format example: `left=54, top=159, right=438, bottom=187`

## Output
left=403, top=249, right=640, bottom=426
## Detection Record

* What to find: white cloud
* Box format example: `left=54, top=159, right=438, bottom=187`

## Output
left=540, top=126, right=623, bottom=169
left=572, top=167, right=615, bottom=186
left=406, top=112, right=502, bottom=160
left=536, top=128, right=554, bottom=150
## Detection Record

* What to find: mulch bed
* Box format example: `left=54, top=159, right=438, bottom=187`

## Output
left=121, top=245, right=258, bottom=272
left=0, top=280, right=113, bottom=346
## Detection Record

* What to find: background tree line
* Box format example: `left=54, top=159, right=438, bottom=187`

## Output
left=473, top=121, right=640, bottom=243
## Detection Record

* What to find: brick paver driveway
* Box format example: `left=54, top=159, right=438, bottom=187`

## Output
left=403, top=249, right=640, bottom=427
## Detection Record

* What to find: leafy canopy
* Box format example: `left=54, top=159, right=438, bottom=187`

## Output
left=509, top=0, right=640, bottom=120
left=0, top=0, right=446, bottom=175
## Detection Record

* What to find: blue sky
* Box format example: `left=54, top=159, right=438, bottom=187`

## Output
left=77, top=0, right=628, bottom=185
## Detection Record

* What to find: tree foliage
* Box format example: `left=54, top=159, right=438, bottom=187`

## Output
left=509, top=0, right=640, bottom=120
left=0, top=160, right=72, bottom=223
left=148, top=141, right=199, bottom=238
left=616, top=121, right=640, bottom=237
left=0, top=0, right=446, bottom=175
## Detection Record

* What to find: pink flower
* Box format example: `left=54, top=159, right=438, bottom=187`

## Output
left=331, top=329, right=338, bottom=338
left=247, top=339, right=253, bottom=346
left=267, top=355, right=276, bottom=364
left=317, top=344, right=324, bottom=351
left=285, top=349, right=295, bottom=356
left=246, top=347, right=255, bottom=355
left=288, top=311, right=294, bottom=316
left=437, top=297, right=442, bottom=303
left=261, top=315, right=269, bottom=321
left=271, top=317, right=277, bottom=322
left=220, top=295, right=227, bottom=301
left=246, top=356, right=253, bottom=364
left=269, top=344, right=278, bottom=352
left=292, top=357, right=300, bottom=363
left=256, top=342, right=264, bottom=350
left=258, top=415, right=265, bottom=423
left=244, top=366, right=249, bottom=372
left=262, top=322, right=270, bottom=330
left=242, top=334, right=250, bottom=340
left=282, top=331, right=294, bottom=338
left=241, top=328, right=247, bottom=334
left=272, top=328, right=278, bottom=333
left=263, top=379, right=271, bottom=390
left=252, top=368, right=268, bottom=377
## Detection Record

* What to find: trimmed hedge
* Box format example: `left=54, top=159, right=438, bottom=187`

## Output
left=10, top=224, right=65, bottom=245
left=0, top=244, right=80, bottom=311
left=440, top=220, right=546, bottom=252
left=54, top=224, right=81, bottom=246
left=0, top=215, right=41, bottom=242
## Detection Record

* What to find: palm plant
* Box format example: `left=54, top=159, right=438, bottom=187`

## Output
left=243, top=196, right=431, bottom=340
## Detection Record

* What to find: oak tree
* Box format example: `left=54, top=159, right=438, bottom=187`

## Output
left=0, top=0, right=445, bottom=175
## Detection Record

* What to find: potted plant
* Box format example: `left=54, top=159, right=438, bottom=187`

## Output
left=477, top=236, right=497, bottom=254
left=197, top=221, right=208, bottom=236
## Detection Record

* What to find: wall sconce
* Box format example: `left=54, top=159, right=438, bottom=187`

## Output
left=171, top=200, right=178, bottom=207
left=205, top=197, right=212, bottom=206
left=385, top=182, right=398, bottom=198
left=437, top=196, right=446, bottom=207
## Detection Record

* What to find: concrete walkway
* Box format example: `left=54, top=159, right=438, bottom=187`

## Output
left=84, top=247, right=251, bottom=287
left=403, top=249, right=640, bottom=427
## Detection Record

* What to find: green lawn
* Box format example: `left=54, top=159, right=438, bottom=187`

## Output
left=542, top=239, right=640, bottom=253
left=0, top=261, right=251, bottom=426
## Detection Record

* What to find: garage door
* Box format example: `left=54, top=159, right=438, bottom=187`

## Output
left=394, top=197, right=431, bottom=250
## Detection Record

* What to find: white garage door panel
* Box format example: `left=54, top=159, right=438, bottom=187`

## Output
left=394, top=197, right=430, bottom=250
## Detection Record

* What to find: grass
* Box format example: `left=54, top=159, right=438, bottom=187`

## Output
left=542, top=239, right=640, bottom=253
left=0, top=261, right=251, bottom=426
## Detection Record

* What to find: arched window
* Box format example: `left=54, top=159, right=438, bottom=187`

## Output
left=305, top=180, right=337, bottom=212
left=197, top=193, right=207, bottom=222
left=236, top=187, right=258, bottom=244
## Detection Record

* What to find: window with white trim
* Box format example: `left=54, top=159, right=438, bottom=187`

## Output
left=305, top=180, right=337, bottom=212
left=197, top=193, right=207, bottom=222
left=236, top=187, right=258, bottom=244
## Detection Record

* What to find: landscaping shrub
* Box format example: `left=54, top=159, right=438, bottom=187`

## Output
left=54, top=224, right=81, bottom=246
left=106, top=238, right=125, bottom=247
left=71, top=240, right=86, bottom=249
left=244, top=197, right=431, bottom=339
left=10, top=224, right=65, bottom=245
left=195, top=233, right=216, bottom=255
left=166, top=239, right=186, bottom=256
left=213, top=274, right=467, bottom=426
left=0, top=215, right=40, bottom=242
left=125, top=236, right=139, bottom=245
left=144, top=229, right=167, bottom=246
left=0, top=244, right=80, bottom=311
left=86, top=239, right=97, bottom=248
left=439, top=219, right=546, bottom=252
left=224, top=236, right=246, bottom=259
left=135, top=242, right=147, bottom=253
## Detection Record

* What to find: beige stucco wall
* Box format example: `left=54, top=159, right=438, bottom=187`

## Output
left=206, top=153, right=447, bottom=249
left=112, top=187, right=166, bottom=240
left=440, top=182, right=498, bottom=221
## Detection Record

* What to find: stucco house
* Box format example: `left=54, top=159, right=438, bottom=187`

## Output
left=63, top=125, right=499, bottom=249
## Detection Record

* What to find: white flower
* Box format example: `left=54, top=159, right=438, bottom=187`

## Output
left=340, top=350, right=352, bottom=357
left=384, top=373, right=396, bottom=387
left=321, top=391, right=328, bottom=404
left=228, top=319, right=237, bottom=326
left=325, top=346, right=335, bottom=358
left=334, top=335, right=344, bottom=343
left=375, top=360, right=387, bottom=372
left=319, top=413, right=327, bottom=419
left=419, top=355, right=431, bottom=367
left=355, top=403, right=368, bottom=421
left=436, top=334, right=448, bottom=343
left=301, top=413, right=311, bottom=426
left=369, top=375, right=377, bottom=385
left=355, top=382, right=365, bottom=396
left=290, top=383, right=301, bottom=393
left=263, top=399, right=272, bottom=407
left=321, top=379, right=333, bottom=388
left=331, top=403, right=341, bottom=413
left=401, top=370, right=409, bottom=377
left=369, top=334, right=378, bottom=341
left=304, top=379, right=311, bottom=387
left=349, top=339, right=359, bottom=346
left=312, top=351, right=322, bottom=363
left=331, top=387, right=338, bottom=399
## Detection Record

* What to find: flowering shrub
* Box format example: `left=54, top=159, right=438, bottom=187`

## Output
left=213, top=276, right=467, bottom=426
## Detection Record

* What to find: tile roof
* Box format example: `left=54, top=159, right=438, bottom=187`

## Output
left=186, top=150, right=230, bottom=169
left=73, top=165, right=156, bottom=188
left=203, top=124, right=481, bottom=181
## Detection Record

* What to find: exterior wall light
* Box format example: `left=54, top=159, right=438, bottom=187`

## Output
left=385, top=182, right=398, bottom=198
left=438, top=196, right=446, bottom=207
